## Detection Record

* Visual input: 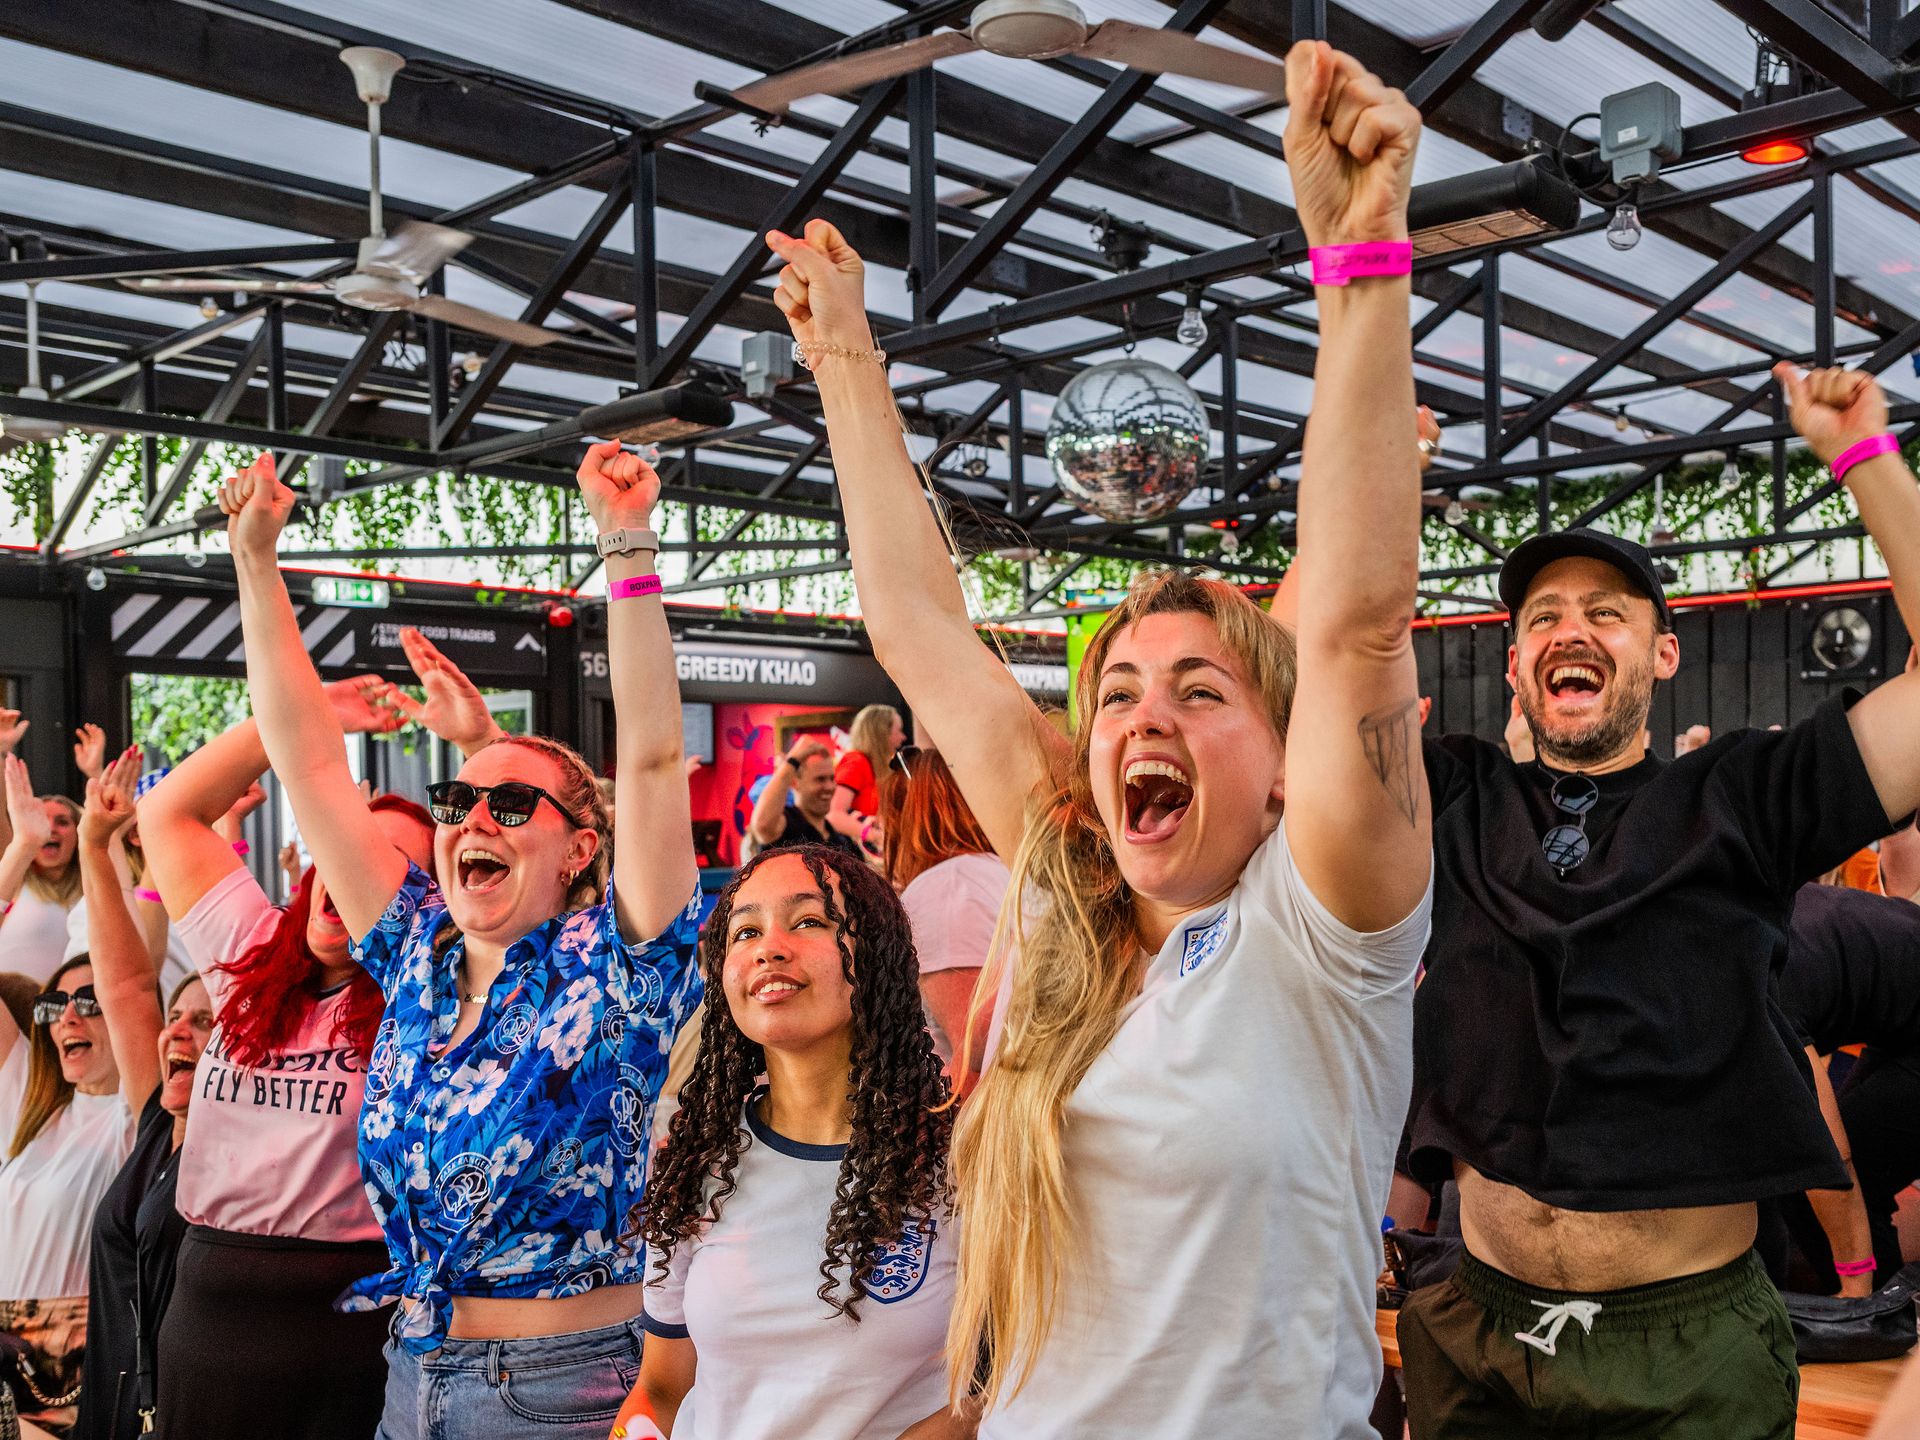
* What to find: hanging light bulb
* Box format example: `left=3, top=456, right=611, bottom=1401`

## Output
left=1721, top=452, right=1741, bottom=486
left=184, top=535, right=207, bottom=569
left=460, top=352, right=483, bottom=377
left=1615, top=411, right=1631, bottom=432
left=84, top=567, right=108, bottom=592
left=1219, top=529, right=1240, bottom=556
left=1444, top=498, right=1467, bottom=525
left=1649, top=472, right=1676, bottom=547
left=199, top=296, right=221, bottom=320
left=1605, top=201, right=1642, bottom=252
left=1176, top=287, right=1208, bottom=348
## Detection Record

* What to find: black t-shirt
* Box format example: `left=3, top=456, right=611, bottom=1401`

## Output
left=1781, top=882, right=1920, bottom=1059
left=1413, top=691, right=1891, bottom=1211
left=764, top=805, right=860, bottom=857
left=76, top=1092, right=186, bottom=1440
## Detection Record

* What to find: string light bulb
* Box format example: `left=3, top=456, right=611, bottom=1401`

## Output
left=199, top=297, right=221, bottom=320
left=1175, top=287, right=1208, bottom=348
left=1444, top=498, right=1466, bottom=526
left=1606, top=201, right=1642, bottom=251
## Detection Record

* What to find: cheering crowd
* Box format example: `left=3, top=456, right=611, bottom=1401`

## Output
left=4, top=39, right=1920, bottom=1440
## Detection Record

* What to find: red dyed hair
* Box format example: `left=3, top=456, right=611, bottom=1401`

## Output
left=880, top=750, right=994, bottom=890
left=214, top=794, right=433, bottom=1069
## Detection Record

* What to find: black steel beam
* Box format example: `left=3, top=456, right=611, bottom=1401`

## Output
left=1713, top=0, right=1920, bottom=143
left=1495, top=191, right=1815, bottom=455
left=1406, top=0, right=1554, bottom=114
left=0, top=241, right=356, bottom=285
left=920, top=0, right=1235, bottom=318
left=646, top=79, right=903, bottom=384
left=144, top=323, right=273, bottom=527
left=40, top=376, right=142, bottom=554
left=274, top=313, right=407, bottom=485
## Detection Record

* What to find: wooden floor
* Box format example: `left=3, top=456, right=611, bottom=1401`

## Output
left=1377, top=1309, right=1904, bottom=1438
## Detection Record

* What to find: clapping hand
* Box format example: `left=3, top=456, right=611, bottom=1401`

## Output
left=3, top=755, right=49, bottom=854
left=218, top=452, right=299, bottom=558
left=80, top=746, right=142, bottom=849
left=1282, top=41, right=1421, bottom=250
left=575, top=440, right=661, bottom=534
left=362, top=629, right=505, bottom=757
left=72, top=723, right=107, bottom=780
left=1774, top=364, right=1890, bottom=468
left=0, top=709, right=28, bottom=755
left=323, top=676, right=406, bottom=737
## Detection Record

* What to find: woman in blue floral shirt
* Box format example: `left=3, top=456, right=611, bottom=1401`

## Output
left=218, top=441, right=703, bottom=1437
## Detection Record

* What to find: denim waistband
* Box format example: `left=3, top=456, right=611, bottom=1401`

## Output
left=1456, top=1249, right=1771, bottom=1329
left=404, top=1314, right=646, bottom=1371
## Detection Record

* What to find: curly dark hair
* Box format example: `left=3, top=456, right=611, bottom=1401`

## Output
left=641, top=843, right=952, bottom=1321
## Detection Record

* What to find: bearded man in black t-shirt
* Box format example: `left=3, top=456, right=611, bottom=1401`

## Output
left=1384, top=367, right=1920, bottom=1439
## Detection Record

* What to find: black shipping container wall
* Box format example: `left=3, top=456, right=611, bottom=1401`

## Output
left=1414, top=585, right=1913, bottom=750
left=0, top=591, right=74, bottom=790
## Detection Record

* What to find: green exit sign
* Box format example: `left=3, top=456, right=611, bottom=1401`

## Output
left=311, top=576, right=391, bottom=609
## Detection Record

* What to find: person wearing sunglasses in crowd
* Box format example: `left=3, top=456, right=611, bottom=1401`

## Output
left=68, top=749, right=215, bottom=1440
left=612, top=844, right=962, bottom=1440
left=215, top=441, right=702, bottom=1438
left=765, top=42, right=1431, bottom=1437
left=1377, top=367, right=1920, bottom=1438
left=136, top=688, right=435, bottom=1440
left=0, top=945, right=135, bottom=1435
left=879, top=747, right=1004, bottom=1099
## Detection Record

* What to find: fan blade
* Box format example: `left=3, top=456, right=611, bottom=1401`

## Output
left=363, top=221, right=472, bottom=284
left=408, top=294, right=560, bottom=348
left=118, top=277, right=332, bottom=294
left=732, top=30, right=976, bottom=116
left=1076, top=22, right=1287, bottom=95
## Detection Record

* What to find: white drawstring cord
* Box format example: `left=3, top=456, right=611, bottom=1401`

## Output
left=1513, top=1298, right=1603, bottom=1357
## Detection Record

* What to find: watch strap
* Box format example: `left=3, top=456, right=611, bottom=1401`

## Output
left=596, top=527, right=662, bottom=558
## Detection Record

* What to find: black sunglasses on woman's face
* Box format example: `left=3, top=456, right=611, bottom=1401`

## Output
left=33, top=985, right=102, bottom=1026
left=426, top=781, right=583, bottom=829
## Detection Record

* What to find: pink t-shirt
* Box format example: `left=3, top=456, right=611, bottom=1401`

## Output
left=172, top=868, right=379, bottom=1243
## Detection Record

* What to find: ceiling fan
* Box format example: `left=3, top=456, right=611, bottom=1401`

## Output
left=1, top=280, right=96, bottom=452
left=727, top=0, right=1287, bottom=117
left=117, top=48, right=559, bottom=349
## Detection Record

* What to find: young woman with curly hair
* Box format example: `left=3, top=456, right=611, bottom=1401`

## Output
left=764, top=42, right=1431, bottom=1440
left=137, top=689, right=435, bottom=1440
left=613, top=844, right=963, bottom=1440
left=218, top=441, right=703, bottom=1438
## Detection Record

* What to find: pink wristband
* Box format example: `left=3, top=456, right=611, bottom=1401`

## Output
left=231, top=840, right=249, bottom=856
left=1831, top=432, right=1899, bottom=481
left=134, top=887, right=162, bottom=904
left=609, top=574, right=663, bottom=602
left=1309, top=240, right=1413, bottom=287
left=1834, top=1258, right=1876, bottom=1277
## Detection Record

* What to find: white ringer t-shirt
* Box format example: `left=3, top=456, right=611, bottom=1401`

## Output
left=642, top=1102, right=956, bottom=1440
left=977, top=819, right=1430, bottom=1440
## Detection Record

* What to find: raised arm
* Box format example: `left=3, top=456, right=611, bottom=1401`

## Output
left=749, top=737, right=823, bottom=848
left=140, top=680, right=402, bottom=920
left=1278, top=41, right=1431, bottom=931
left=765, top=226, right=1066, bottom=863
left=364, top=627, right=508, bottom=759
left=0, top=708, right=23, bottom=854
left=220, top=455, right=410, bottom=939
left=576, top=442, right=698, bottom=940
left=1776, top=366, right=1920, bottom=823
left=0, top=755, right=48, bottom=924
left=78, top=748, right=164, bottom=1113
left=1802, top=1045, right=1877, bottom=1298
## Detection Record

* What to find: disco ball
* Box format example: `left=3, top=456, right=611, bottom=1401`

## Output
left=1045, top=357, right=1210, bottom=523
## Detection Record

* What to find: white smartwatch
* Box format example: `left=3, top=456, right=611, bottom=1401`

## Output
left=596, top=527, right=661, bottom=558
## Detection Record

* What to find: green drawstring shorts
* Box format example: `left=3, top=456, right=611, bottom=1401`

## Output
left=1397, top=1249, right=1799, bottom=1439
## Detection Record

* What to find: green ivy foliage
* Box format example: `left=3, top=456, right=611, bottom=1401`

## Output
left=128, top=673, right=253, bottom=767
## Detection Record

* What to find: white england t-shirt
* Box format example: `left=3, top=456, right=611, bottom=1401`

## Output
left=978, top=818, right=1429, bottom=1440
left=642, top=1102, right=956, bottom=1440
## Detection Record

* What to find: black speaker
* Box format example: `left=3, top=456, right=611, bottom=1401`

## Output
left=1799, top=596, right=1883, bottom=682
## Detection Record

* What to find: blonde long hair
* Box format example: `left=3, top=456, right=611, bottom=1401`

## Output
left=947, top=570, right=1296, bottom=1408
left=23, top=795, right=81, bottom=907
left=847, top=704, right=901, bottom=784
left=9, top=954, right=91, bottom=1159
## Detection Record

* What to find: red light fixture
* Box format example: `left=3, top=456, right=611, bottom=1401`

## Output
left=546, top=603, right=575, bottom=629
left=1742, top=139, right=1809, bottom=165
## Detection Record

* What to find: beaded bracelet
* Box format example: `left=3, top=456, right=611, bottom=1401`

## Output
left=792, top=339, right=888, bottom=371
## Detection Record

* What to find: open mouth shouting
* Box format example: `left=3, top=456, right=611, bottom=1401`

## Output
left=164, top=1047, right=197, bottom=1080
left=1124, top=756, right=1195, bottom=844
left=458, top=847, right=513, bottom=895
left=1542, top=657, right=1609, bottom=704
left=59, top=1037, right=94, bottom=1065
left=747, top=971, right=807, bottom=1005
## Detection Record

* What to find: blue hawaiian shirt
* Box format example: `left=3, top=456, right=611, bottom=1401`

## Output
left=340, top=863, right=703, bottom=1353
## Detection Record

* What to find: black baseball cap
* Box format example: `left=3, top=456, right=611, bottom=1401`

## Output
left=1497, top=528, right=1672, bottom=630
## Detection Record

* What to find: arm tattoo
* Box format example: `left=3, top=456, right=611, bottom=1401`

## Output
left=1358, top=698, right=1422, bottom=827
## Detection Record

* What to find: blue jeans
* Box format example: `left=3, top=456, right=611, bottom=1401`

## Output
left=375, top=1317, right=645, bottom=1439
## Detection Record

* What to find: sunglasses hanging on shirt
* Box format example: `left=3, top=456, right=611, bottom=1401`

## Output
left=890, top=745, right=922, bottom=780
left=33, top=984, right=103, bottom=1026
left=1540, top=770, right=1600, bottom=877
